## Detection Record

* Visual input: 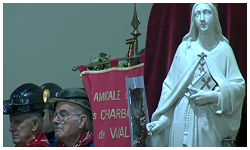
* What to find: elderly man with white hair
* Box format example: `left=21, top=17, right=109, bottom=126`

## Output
left=46, top=87, right=94, bottom=147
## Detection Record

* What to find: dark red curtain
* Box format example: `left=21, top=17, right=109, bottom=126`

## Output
left=144, top=3, right=247, bottom=147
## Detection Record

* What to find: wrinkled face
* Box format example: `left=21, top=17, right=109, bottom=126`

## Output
left=194, top=3, right=215, bottom=33
left=42, top=109, right=53, bottom=133
left=9, top=113, right=33, bottom=146
left=52, top=101, right=82, bottom=143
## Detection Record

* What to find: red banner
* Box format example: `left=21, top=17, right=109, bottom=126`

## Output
left=79, top=64, right=144, bottom=147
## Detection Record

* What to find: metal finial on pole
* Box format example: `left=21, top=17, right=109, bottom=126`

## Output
left=131, top=3, right=141, bottom=57
left=72, top=3, right=143, bottom=71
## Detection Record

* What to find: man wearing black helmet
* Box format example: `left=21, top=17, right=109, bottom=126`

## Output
left=40, top=83, right=62, bottom=147
left=3, top=83, right=49, bottom=147
left=46, top=87, right=94, bottom=147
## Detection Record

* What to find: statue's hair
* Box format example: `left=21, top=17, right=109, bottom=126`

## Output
left=183, top=3, right=229, bottom=47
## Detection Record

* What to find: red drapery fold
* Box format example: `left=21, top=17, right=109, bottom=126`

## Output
left=144, top=3, right=247, bottom=147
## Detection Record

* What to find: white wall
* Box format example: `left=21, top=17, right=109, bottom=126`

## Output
left=3, top=3, right=153, bottom=147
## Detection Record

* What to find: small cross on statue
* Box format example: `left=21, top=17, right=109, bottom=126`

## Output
left=201, top=77, right=211, bottom=90
left=198, top=52, right=207, bottom=59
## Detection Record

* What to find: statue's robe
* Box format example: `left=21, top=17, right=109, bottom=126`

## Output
left=151, top=40, right=245, bottom=147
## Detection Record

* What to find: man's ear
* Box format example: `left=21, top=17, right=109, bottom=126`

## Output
left=31, top=118, right=39, bottom=132
left=79, top=114, right=87, bottom=129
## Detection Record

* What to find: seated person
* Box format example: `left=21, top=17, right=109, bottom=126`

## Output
left=46, top=87, right=94, bottom=147
left=3, top=83, right=49, bottom=147
left=40, top=82, right=62, bottom=146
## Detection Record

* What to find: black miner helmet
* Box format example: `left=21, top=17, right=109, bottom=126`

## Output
left=3, top=83, right=45, bottom=115
left=40, top=83, right=62, bottom=104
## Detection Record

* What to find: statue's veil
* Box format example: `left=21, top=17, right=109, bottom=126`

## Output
left=183, top=3, right=229, bottom=47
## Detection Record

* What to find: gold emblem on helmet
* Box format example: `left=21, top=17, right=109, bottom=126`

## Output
left=43, top=89, right=50, bottom=103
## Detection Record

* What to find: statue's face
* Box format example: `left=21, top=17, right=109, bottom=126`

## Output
left=194, top=3, right=215, bottom=33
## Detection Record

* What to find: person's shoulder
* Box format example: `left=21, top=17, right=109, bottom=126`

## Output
left=220, top=41, right=232, bottom=49
left=179, top=40, right=188, bottom=48
left=216, top=41, right=237, bottom=59
left=219, top=41, right=234, bottom=53
left=175, top=41, right=189, bottom=53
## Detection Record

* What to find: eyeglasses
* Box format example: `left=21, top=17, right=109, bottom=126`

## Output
left=52, top=110, right=82, bottom=123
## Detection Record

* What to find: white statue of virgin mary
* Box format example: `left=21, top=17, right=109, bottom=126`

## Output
left=146, top=3, right=245, bottom=147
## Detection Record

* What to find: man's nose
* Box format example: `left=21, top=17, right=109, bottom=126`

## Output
left=52, top=115, right=60, bottom=124
left=9, top=123, right=15, bottom=131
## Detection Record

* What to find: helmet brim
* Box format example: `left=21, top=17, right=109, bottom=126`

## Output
left=46, top=97, right=91, bottom=111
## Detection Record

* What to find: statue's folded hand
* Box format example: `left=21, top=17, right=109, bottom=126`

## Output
left=188, top=87, right=218, bottom=105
